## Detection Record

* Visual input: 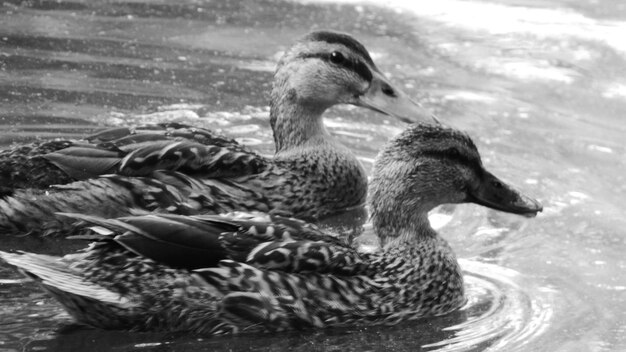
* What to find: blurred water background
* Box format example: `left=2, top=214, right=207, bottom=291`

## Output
left=0, top=0, right=625, bottom=351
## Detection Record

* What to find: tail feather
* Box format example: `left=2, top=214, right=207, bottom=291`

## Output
left=0, top=251, right=132, bottom=307
left=0, top=178, right=137, bottom=236
left=0, top=173, right=214, bottom=236
left=0, top=250, right=144, bottom=329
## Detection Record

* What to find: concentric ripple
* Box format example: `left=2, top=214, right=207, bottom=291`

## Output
left=425, top=259, right=556, bottom=351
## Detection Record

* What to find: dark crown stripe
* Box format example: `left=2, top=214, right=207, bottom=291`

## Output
left=304, top=31, right=375, bottom=66
left=299, top=53, right=373, bottom=83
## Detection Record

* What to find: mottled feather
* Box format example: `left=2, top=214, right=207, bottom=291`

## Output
left=0, top=124, right=542, bottom=334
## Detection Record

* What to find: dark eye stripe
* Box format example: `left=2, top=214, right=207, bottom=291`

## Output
left=298, top=53, right=373, bottom=82
left=304, top=31, right=375, bottom=66
left=420, top=149, right=483, bottom=174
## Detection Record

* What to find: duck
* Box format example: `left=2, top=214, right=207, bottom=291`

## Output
left=0, top=30, right=435, bottom=236
left=0, top=123, right=543, bottom=334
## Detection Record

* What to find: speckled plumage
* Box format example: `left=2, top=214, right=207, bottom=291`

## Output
left=0, top=30, right=435, bottom=236
left=0, top=139, right=366, bottom=236
left=0, top=124, right=542, bottom=334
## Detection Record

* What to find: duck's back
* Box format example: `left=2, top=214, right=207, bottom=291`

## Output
left=0, top=123, right=253, bottom=197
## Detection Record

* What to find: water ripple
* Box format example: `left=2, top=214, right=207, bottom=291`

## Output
left=426, top=259, right=555, bottom=351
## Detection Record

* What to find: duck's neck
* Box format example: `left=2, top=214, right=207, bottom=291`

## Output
left=371, top=209, right=465, bottom=318
left=269, top=75, right=331, bottom=154
left=376, top=210, right=437, bottom=249
left=265, top=68, right=368, bottom=218
left=369, top=170, right=440, bottom=247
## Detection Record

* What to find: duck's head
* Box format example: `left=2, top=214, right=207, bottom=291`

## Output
left=369, top=124, right=542, bottom=242
left=271, top=31, right=436, bottom=151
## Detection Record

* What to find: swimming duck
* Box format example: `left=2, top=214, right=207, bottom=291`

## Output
left=0, top=123, right=542, bottom=333
left=0, top=31, right=434, bottom=236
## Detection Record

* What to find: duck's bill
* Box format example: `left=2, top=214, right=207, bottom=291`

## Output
left=467, top=170, right=543, bottom=217
left=355, top=70, right=439, bottom=124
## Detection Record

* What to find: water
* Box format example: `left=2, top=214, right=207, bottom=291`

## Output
left=0, top=0, right=625, bottom=351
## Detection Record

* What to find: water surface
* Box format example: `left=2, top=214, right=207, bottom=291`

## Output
left=0, top=0, right=625, bottom=351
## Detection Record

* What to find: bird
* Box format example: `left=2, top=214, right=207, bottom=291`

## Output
left=0, top=30, right=435, bottom=236
left=0, top=123, right=543, bottom=334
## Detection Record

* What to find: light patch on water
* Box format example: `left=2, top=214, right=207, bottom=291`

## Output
left=566, top=191, right=590, bottom=206
left=324, top=118, right=404, bottom=136
left=356, top=156, right=375, bottom=166
left=358, top=244, right=379, bottom=254
left=572, top=46, right=594, bottom=61
left=518, top=111, right=530, bottom=119
left=332, top=130, right=374, bottom=141
left=102, top=106, right=270, bottom=129
left=158, top=103, right=207, bottom=111
left=224, top=124, right=261, bottom=135
left=236, top=59, right=275, bottom=72
left=367, top=51, right=385, bottom=62
left=234, top=137, right=265, bottom=146
left=474, top=226, right=507, bottom=239
left=201, top=107, right=268, bottom=126
left=428, top=212, right=454, bottom=230
left=417, top=66, right=437, bottom=76
left=300, top=0, right=626, bottom=55
left=0, top=278, right=32, bottom=284
left=587, top=144, right=614, bottom=154
left=476, top=59, right=577, bottom=83
left=137, top=110, right=199, bottom=120
left=195, top=116, right=231, bottom=127
left=595, top=284, right=626, bottom=291
left=104, top=110, right=199, bottom=126
left=434, top=41, right=579, bottom=83
left=540, top=192, right=590, bottom=215
left=602, top=83, right=626, bottom=99
left=204, top=111, right=252, bottom=121
left=541, top=200, right=567, bottom=216
left=568, top=191, right=589, bottom=200
left=443, top=91, right=496, bottom=103
left=135, top=342, right=164, bottom=348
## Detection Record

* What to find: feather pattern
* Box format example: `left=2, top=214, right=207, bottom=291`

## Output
left=0, top=123, right=252, bottom=195
left=0, top=123, right=542, bottom=334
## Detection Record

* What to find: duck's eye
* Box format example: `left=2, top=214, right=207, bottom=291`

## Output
left=447, top=148, right=462, bottom=158
left=329, top=51, right=346, bottom=64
